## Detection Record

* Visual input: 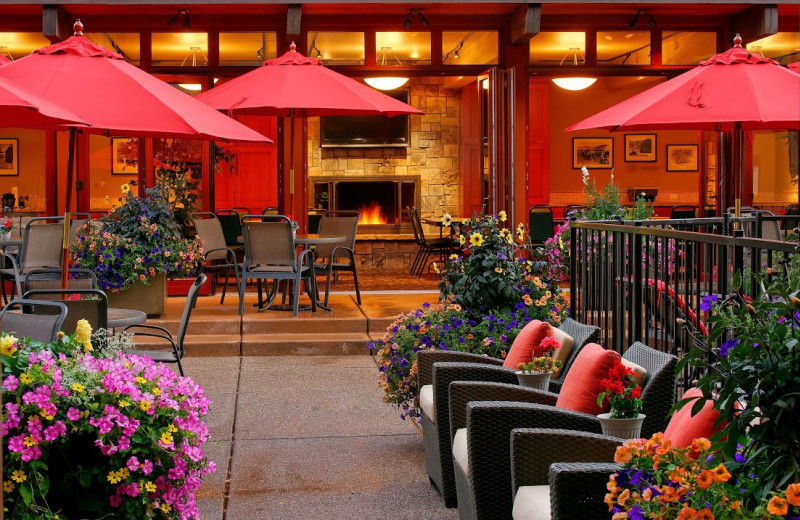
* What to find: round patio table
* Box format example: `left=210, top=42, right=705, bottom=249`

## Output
left=107, top=307, right=147, bottom=329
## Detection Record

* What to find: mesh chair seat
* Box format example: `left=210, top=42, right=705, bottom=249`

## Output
left=1, top=298, right=68, bottom=343
left=1, top=216, right=65, bottom=302
left=315, top=211, right=361, bottom=306
left=191, top=213, right=240, bottom=304
left=23, top=288, right=108, bottom=335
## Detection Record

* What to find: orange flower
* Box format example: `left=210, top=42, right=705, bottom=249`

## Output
left=617, top=489, right=631, bottom=506
left=691, top=438, right=711, bottom=453
left=676, top=506, right=698, bottom=520
left=696, top=470, right=714, bottom=490
left=729, top=500, right=741, bottom=512
left=646, top=432, right=665, bottom=453
left=786, top=483, right=800, bottom=506
left=696, top=508, right=714, bottom=520
left=604, top=493, right=616, bottom=511
left=614, top=446, right=633, bottom=464
left=611, top=513, right=629, bottom=520
left=767, top=496, right=788, bottom=516
left=607, top=475, right=619, bottom=492
left=660, top=486, right=680, bottom=503
left=669, top=467, right=685, bottom=483
left=642, top=488, right=653, bottom=502
left=711, top=464, right=731, bottom=483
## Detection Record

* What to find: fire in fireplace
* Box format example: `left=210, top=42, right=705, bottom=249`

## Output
left=311, top=176, right=420, bottom=233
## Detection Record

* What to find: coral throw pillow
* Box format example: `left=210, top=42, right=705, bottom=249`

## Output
left=503, top=320, right=554, bottom=369
left=663, top=388, right=722, bottom=449
left=555, top=343, right=621, bottom=415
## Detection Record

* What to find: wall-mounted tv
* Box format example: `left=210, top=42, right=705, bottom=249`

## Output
left=320, top=89, right=410, bottom=148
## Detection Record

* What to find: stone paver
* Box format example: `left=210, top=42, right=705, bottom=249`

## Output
left=184, top=355, right=457, bottom=520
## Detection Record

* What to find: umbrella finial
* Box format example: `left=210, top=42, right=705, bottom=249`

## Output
left=73, top=19, right=84, bottom=35
left=289, top=41, right=297, bottom=52
left=733, top=33, right=743, bottom=48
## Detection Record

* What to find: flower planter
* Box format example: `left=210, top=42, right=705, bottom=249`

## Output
left=515, top=371, right=552, bottom=391
left=107, top=272, right=166, bottom=317
left=597, top=413, right=646, bottom=439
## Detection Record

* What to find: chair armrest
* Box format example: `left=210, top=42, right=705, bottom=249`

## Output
left=548, top=379, right=564, bottom=393
left=549, top=462, right=620, bottom=520
left=449, top=381, right=560, bottom=433
left=463, top=401, right=605, bottom=520
left=510, top=429, right=622, bottom=489
left=204, top=246, right=239, bottom=265
left=417, top=350, right=503, bottom=386
left=123, top=323, right=174, bottom=342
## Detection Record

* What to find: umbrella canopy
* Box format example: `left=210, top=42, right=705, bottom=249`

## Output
left=0, top=24, right=270, bottom=143
left=789, top=61, right=800, bottom=72
left=0, top=75, right=89, bottom=129
left=567, top=36, right=800, bottom=132
left=196, top=43, right=422, bottom=117
left=0, top=54, right=11, bottom=66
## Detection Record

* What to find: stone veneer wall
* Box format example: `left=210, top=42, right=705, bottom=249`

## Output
left=306, top=77, right=461, bottom=269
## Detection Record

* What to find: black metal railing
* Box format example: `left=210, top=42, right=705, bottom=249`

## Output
left=568, top=219, right=798, bottom=388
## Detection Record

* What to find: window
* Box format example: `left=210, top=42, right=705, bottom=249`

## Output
left=151, top=33, right=208, bottom=67
left=442, top=31, right=498, bottom=65
left=597, top=31, right=651, bottom=66
left=530, top=32, right=586, bottom=64
left=746, top=32, right=800, bottom=65
left=307, top=32, right=364, bottom=65
left=219, top=32, right=276, bottom=66
left=662, top=32, right=716, bottom=65
left=0, top=32, right=50, bottom=59
left=85, top=33, right=141, bottom=66
left=376, top=32, right=430, bottom=66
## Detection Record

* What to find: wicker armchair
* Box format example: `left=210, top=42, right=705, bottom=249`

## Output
left=416, top=318, right=599, bottom=507
left=447, top=342, right=677, bottom=519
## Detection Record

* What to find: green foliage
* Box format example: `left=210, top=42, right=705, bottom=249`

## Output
left=677, top=254, right=800, bottom=503
left=579, top=167, right=654, bottom=221
left=153, top=139, right=202, bottom=235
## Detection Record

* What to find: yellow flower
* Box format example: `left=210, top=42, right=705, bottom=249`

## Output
left=458, top=234, right=466, bottom=245
left=449, top=254, right=459, bottom=261
left=139, top=400, right=151, bottom=412
left=118, top=400, right=130, bottom=408
left=494, top=267, right=503, bottom=273
left=498, top=210, right=507, bottom=222
left=160, top=432, right=174, bottom=444
left=104, top=195, right=110, bottom=204
left=107, top=471, right=121, bottom=484
left=10, top=470, right=26, bottom=483
left=432, top=262, right=440, bottom=274
left=469, top=233, right=484, bottom=246
left=145, top=481, right=157, bottom=493
left=1, top=335, right=18, bottom=356
left=39, top=409, right=54, bottom=420
left=120, top=183, right=131, bottom=194
left=72, top=383, right=85, bottom=393
left=168, top=424, right=178, bottom=433
left=23, top=436, right=36, bottom=447
left=441, top=213, right=452, bottom=226
left=19, top=373, right=32, bottom=385
left=160, top=503, right=172, bottom=514
left=135, top=377, right=148, bottom=385
left=119, top=468, right=130, bottom=479
left=3, top=480, right=14, bottom=492
left=152, top=387, right=161, bottom=396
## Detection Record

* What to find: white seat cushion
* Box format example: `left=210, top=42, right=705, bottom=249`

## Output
left=452, top=428, right=469, bottom=477
left=512, top=485, right=551, bottom=520
left=419, top=384, right=435, bottom=423
left=621, top=358, right=648, bottom=387
left=550, top=328, right=574, bottom=378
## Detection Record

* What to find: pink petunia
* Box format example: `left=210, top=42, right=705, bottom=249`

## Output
left=3, top=375, right=19, bottom=391
left=67, top=407, right=80, bottom=421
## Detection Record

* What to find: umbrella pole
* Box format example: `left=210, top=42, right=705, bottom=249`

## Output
left=733, top=122, right=744, bottom=228
left=65, top=127, right=77, bottom=212
left=288, top=109, right=295, bottom=222
left=62, top=212, right=70, bottom=292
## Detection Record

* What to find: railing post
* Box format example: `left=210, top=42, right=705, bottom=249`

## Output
left=631, top=221, right=644, bottom=345
left=733, top=229, right=745, bottom=297
left=569, top=218, right=577, bottom=320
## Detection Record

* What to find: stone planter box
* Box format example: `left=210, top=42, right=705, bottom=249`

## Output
left=107, top=272, right=166, bottom=318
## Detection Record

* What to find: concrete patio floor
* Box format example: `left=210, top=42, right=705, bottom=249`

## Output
left=187, top=354, right=458, bottom=520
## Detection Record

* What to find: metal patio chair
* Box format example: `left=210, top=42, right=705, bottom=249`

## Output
left=315, top=210, right=361, bottom=306
left=1, top=298, right=67, bottom=343
left=1, top=216, right=65, bottom=302
left=407, top=206, right=451, bottom=277
left=23, top=288, right=108, bottom=336
left=190, top=212, right=240, bottom=304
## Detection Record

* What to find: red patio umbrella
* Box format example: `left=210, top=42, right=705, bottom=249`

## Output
left=197, top=42, right=422, bottom=221
left=0, top=54, right=11, bottom=66
left=0, top=75, right=89, bottom=129
left=789, top=61, right=800, bottom=73
left=567, top=35, right=800, bottom=216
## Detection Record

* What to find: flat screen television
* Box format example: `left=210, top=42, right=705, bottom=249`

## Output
left=320, top=89, right=410, bottom=148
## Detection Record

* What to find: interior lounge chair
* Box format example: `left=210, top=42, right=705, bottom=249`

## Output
left=417, top=318, right=600, bottom=508
left=446, top=341, right=677, bottom=519
left=315, top=210, right=361, bottom=306
left=215, top=209, right=244, bottom=249
left=508, top=387, right=722, bottom=520
left=190, top=212, right=240, bottom=304
left=0, top=216, right=65, bottom=302
left=1, top=298, right=67, bottom=343
left=124, top=274, right=207, bottom=377
left=528, top=206, right=554, bottom=247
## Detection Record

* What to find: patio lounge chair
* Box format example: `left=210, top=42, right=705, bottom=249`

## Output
left=417, top=318, right=600, bottom=507
left=446, top=341, right=677, bottom=519
left=124, top=274, right=207, bottom=377
left=1, top=298, right=67, bottom=343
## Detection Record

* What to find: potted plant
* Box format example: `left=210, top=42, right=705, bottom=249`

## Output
left=1, top=215, right=13, bottom=240
left=70, top=185, right=204, bottom=316
left=515, top=336, right=562, bottom=390
left=596, top=358, right=645, bottom=439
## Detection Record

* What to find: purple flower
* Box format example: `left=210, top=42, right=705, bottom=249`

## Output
left=630, top=504, right=645, bottom=520
left=719, top=338, right=739, bottom=357
left=700, top=294, right=718, bottom=312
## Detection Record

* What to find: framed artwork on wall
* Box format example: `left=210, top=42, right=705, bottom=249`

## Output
left=572, top=137, right=614, bottom=169
left=666, top=144, right=699, bottom=171
left=0, top=138, right=19, bottom=176
left=624, top=134, right=657, bottom=162
left=111, top=137, right=139, bottom=175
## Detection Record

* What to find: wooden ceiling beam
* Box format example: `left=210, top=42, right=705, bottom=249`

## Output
left=42, top=4, right=74, bottom=43
left=730, top=5, right=778, bottom=44
left=510, top=3, right=541, bottom=46
left=287, top=4, right=302, bottom=41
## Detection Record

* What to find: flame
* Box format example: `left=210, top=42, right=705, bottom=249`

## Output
left=358, top=201, right=387, bottom=225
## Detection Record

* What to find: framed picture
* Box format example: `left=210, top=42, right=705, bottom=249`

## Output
left=572, top=137, right=614, bottom=169
left=111, top=137, right=139, bottom=175
left=624, top=134, right=657, bottom=162
left=666, top=144, right=699, bottom=172
left=0, top=138, right=19, bottom=176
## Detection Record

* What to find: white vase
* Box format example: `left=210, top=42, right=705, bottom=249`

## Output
left=515, top=371, right=552, bottom=391
left=597, top=413, right=646, bottom=439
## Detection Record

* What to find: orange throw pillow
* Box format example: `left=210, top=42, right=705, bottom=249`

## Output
left=555, top=343, right=621, bottom=415
left=664, top=387, right=722, bottom=449
left=503, top=320, right=554, bottom=369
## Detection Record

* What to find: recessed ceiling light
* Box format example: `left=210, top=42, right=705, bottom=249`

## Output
left=625, top=33, right=634, bottom=39
left=604, top=35, right=613, bottom=41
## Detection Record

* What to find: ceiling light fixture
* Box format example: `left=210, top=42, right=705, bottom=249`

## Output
left=167, top=9, right=190, bottom=28
left=403, top=8, right=429, bottom=29
left=629, top=9, right=656, bottom=28
left=182, top=9, right=191, bottom=28
left=177, top=83, right=202, bottom=91
left=552, top=47, right=597, bottom=91
left=454, top=42, right=463, bottom=59
left=364, top=46, right=409, bottom=90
